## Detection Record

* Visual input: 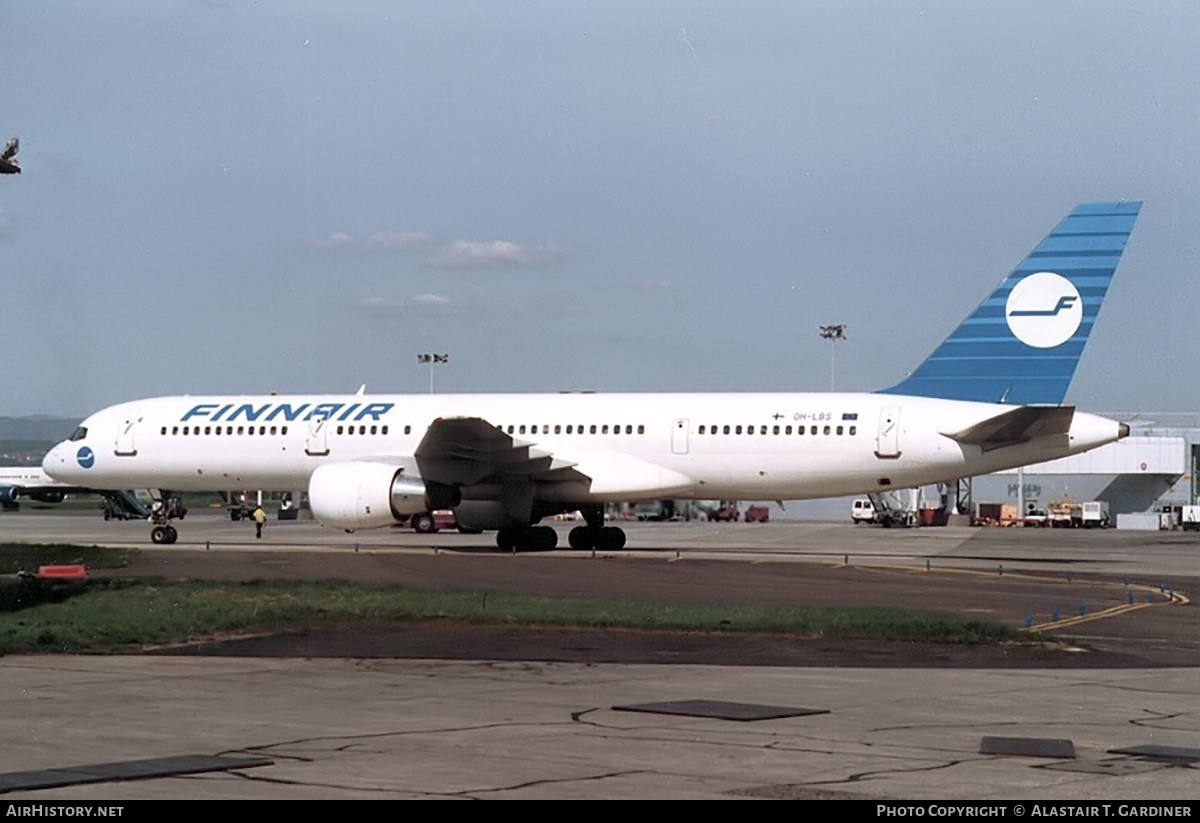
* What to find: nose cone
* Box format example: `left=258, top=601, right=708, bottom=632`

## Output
left=43, top=440, right=89, bottom=482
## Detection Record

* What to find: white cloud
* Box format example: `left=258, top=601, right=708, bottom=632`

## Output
left=316, top=232, right=356, bottom=249
left=425, top=240, right=566, bottom=269
left=364, top=231, right=430, bottom=249
left=362, top=293, right=457, bottom=318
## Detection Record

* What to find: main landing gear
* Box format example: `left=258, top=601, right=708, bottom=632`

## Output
left=494, top=505, right=627, bottom=552
left=496, top=526, right=559, bottom=552
left=567, top=526, right=626, bottom=551
left=493, top=524, right=627, bottom=552
left=569, top=504, right=625, bottom=551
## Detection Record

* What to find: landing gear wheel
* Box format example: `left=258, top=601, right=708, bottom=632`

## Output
left=597, top=526, right=626, bottom=551
left=151, top=525, right=179, bottom=544
left=533, top=525, right=558, bottom=551
left=497, top=528, right=517, bottom=552
left=496, top=526, right=559, bottom=552
left=412, top=512, right=438, bottom=534
left=568, top=526, right=592, bottom=550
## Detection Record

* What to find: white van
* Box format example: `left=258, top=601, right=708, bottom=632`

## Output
left=851, top=498, right=876, bottom=524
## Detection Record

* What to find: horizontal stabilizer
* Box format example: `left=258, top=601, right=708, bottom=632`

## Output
left=944, top=405, right=1075, bottom=452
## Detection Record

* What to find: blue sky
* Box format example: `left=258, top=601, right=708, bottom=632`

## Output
left=2, top=1, right=1197, bottom=416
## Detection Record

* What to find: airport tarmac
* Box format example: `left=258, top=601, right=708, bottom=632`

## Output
left=2, top=511, right=1198, bottom=800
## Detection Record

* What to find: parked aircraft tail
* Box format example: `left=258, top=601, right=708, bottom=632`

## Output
left=880, top=201, right=1141, bottom=405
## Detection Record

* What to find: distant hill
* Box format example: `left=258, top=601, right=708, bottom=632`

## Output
left=0, top=416, right=80, bottom=442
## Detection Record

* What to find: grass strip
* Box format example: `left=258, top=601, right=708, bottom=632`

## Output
left=0, top=578, right=1018, bottom=654
left=0, top=543, right=135, bottom=574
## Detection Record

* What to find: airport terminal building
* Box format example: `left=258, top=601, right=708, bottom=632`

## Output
left=782, top=412, right=1198, bottom=524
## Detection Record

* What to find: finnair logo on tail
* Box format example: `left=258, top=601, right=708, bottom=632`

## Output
left=1009, top=295, right=1078, bottom=317
left=1005, top=272, right=1082, bottom=348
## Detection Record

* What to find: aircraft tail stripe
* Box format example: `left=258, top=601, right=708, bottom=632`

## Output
left=878, top=201, right=1140, bottom=405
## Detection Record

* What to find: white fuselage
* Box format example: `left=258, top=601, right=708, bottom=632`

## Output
left=43, top=391, right=1123, bottom=505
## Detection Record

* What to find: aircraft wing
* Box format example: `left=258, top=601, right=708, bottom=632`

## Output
left=412, top=417, right=691, bottom=497
left=943, top=406, right=1075, bottom=452
left=413, top=417, right=589, bottom=486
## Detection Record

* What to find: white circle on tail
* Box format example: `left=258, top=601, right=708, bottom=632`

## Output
left=1005, top=272, right=1082, bottom=348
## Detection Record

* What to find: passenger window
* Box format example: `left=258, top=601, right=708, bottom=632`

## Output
left=849, top=425, right=857, bottom=435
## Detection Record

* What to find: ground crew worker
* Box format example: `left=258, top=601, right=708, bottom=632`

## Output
left=253, top=504, right=266, bottom=539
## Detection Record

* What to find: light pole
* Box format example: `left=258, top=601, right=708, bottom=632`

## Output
left=417, top=352, right=449, bottom=394
left=818, top=324, right=846, bottom=391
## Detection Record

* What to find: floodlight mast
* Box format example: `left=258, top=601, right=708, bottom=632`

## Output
left=416, top=353, right=449, bottom=394
left=818, top=324, right=846, bottom=391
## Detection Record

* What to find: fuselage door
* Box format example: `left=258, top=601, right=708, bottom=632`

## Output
left=672, top=418, right=690, bottom=455
left=875, top=406, right=901, bottom=459
left=114, top=410, right=140, bottom=456
left=306, top=413, right=330, bottom=456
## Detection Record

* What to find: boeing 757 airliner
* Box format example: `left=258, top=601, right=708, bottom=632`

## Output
left=44, top=202, right=1141, bottom=550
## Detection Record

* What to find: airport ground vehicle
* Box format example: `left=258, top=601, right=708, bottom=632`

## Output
left=851, top=498, right=875, bottom=524
left=1182, top=506, right=1200, bottom=531
left=398, top=509, right=458, bottom=533
left=744, top=505, right=770, bottom=523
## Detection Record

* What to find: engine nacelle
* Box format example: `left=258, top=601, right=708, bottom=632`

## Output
left=0, top=486, right=20, bottom=504
left=29, top=490, right=66, bottom=504
left=308, top=461, right=444, bottom=531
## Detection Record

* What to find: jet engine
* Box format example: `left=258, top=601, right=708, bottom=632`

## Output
left=308, top=461, right=460, bottom=531
left=0, top=486, right=19, bottom=505
left=28, top=490, right=66, bottom=503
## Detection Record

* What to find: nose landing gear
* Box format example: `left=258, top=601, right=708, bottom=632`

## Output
left=147, top=493, right=187, bottom=545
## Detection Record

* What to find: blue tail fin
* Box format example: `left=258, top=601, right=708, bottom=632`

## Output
left=879, top=201, right=1141, bottom=405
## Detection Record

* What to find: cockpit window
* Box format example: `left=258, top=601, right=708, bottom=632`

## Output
left=69, top=426, right=88, bottom=442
